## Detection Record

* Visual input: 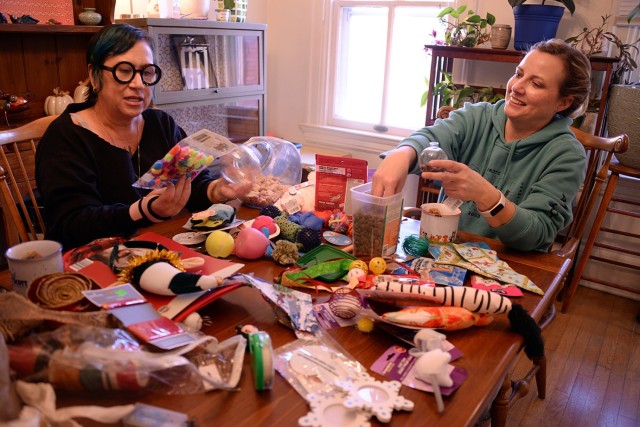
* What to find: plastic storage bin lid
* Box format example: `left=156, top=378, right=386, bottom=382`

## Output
left=350, top=181, right=404, bottom=206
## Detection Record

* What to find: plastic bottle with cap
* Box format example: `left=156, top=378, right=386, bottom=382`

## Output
left=419, top=141, right=448, bottom=172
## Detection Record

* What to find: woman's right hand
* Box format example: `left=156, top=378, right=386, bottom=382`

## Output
left=371, top=146, right=416, bottom=197
left=147, top=175, right=192, bottom=218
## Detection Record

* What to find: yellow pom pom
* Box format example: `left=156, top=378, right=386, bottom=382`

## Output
left=356, top=317, right=375, bottom=333
left=369, top=257, right=387, bottom=275
left=349, top=259, right=368, bottom=273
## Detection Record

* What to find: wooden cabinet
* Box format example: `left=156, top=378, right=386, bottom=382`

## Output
left=0, top=25, right=101, bottom=130
left=119, top=18, right=266, bottom=143
left=424, top=45, right=619, bottom=136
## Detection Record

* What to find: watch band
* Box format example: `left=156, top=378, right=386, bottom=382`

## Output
left=478, top=191, right=506, bottom=218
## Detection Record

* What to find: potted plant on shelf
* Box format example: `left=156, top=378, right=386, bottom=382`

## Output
left=437, top=5, right=495, bottom=48
left=565, top=15, right=639, bottom=84
left=507, top=0, right=576, bottom=50
left=567, top=13, right=640, bottom=169
left=421, top=71, right=505, bottom=109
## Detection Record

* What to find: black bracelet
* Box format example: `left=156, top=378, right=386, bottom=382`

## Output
left=137, top=198, right=151, bottom=222
left=147, top=195, right=172, bottom=221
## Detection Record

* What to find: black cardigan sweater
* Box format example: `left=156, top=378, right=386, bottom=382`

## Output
left=35, top=103, right=215, bottom=249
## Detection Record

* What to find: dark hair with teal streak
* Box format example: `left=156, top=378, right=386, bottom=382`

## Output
left=86, top=24, right=154, bottom=103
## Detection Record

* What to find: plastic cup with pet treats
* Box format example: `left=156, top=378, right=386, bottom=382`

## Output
left=419, top=202, right=461, bottom=244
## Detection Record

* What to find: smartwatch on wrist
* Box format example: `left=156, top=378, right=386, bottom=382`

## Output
left=478, top=191, right=507, bottom=218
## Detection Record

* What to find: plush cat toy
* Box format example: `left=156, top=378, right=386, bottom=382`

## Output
left=117, top=249, right=224, bottom=296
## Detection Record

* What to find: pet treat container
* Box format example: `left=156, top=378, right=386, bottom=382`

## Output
left=350, top=182, right=403, bottom=258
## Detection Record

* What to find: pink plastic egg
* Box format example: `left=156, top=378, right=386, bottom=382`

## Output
left=234, top=228, right=270, bottom=260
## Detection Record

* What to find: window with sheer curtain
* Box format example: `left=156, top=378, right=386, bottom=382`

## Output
left=328, top=1, right=449, bottom=137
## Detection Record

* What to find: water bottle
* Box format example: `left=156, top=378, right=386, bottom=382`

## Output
left=419, top=141, right=448, bottom=172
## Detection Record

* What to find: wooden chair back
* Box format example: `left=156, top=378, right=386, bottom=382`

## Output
left=553, top=126, right=629, bottom=261
left=0, top=115, right=57, bottom=247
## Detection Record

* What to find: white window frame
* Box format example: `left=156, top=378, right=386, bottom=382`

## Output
left=328, top=1, right=448, bottom=135
left=301, top=0, right=453, bottom=167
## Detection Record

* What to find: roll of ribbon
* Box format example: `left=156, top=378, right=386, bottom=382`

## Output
left=28, top=272, right=99, bottom=312
left=248, top=331, right=274, bottom=391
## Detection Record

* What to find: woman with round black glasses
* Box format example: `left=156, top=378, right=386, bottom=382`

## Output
left=35, top=24, right=248, bottom=249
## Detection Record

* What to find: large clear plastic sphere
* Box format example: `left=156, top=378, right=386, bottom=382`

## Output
left=220, top=144, right=261, bottom=187
left=244, top=136, right=302, bottom=185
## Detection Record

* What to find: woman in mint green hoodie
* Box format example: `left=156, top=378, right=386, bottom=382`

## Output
left=373, top=39, right=591, bottom=252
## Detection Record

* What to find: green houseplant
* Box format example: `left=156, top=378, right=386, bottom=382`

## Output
left=437, top=5, right=496, bottom=48
left=421, top=71, right=504, bottom=109
left=565, top=15, right=639, bottom=84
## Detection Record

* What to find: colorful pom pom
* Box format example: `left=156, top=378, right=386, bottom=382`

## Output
left=356, top=317, right=375, bottom=333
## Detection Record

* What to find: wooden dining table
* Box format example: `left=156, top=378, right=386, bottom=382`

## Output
left=1, top=203, right=571, bottom=427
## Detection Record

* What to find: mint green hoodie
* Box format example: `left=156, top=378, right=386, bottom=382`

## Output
left=399, top=100, right=586, bottom=251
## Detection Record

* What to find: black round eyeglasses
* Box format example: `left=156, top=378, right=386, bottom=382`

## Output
left=100, top=61, right=162, bottom=86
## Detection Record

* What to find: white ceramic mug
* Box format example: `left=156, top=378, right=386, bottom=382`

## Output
left=419, top=203, right=461, bottom=243
left=5, top=240, right=64, bottom=296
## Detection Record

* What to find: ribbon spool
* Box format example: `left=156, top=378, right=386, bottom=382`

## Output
left=249, top=331, right=274, bottom=391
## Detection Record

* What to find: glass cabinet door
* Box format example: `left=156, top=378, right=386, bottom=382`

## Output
left=149, top=26, right=264, bottom=104
left=159, top=95, right=264, bottom=144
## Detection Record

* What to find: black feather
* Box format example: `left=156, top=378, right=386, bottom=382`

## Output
left=508, top=303, right=544, bottom=359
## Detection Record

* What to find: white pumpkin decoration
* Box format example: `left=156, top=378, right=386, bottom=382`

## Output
left=44, top=87, right=73, bottom=116
left=73, top=79, right=89, bottom=103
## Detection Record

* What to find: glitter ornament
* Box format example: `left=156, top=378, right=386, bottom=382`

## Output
left=328, top=287, right=363, bottom=319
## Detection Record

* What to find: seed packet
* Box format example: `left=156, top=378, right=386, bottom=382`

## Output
left=133, top=129, right=237, bottom=189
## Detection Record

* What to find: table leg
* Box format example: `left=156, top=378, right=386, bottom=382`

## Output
left=491, top=354, right=545, bottom=427
left=534, top=355, right=546, bottom=399
left=491, top=376, right=512, bottom=427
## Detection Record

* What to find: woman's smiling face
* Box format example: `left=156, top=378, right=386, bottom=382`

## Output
left=504, top=49, right=573, bottom=131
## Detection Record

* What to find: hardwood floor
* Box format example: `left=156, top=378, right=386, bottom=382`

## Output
left=507, top=287, right=640, bottom=426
